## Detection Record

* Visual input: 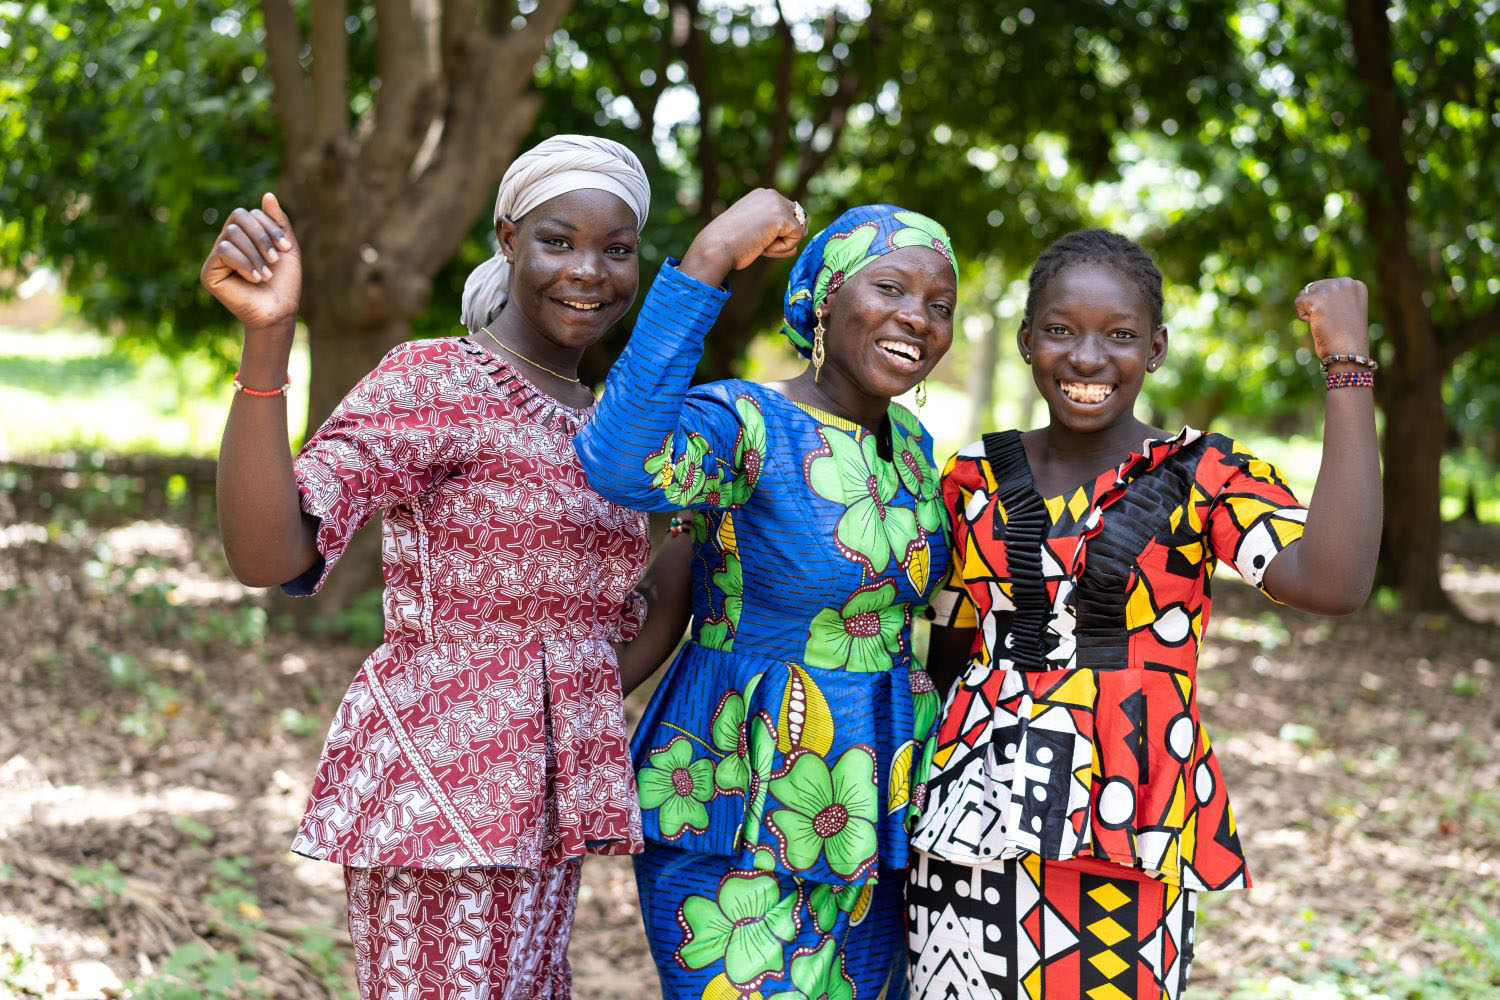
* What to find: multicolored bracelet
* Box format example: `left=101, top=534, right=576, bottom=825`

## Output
left=1319, top=352, right=1379, bottom=373
left=1325, top=370, right=1375, bottom=391
left=233, top=372, right=291, bottom=397
left=668, top=515, right=686, bottom=537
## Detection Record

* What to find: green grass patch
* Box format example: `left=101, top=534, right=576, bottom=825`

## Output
left=0, top=326, right=308, bottom=459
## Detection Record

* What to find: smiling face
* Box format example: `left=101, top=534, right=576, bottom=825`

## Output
left=497, top=187, right=640, bottom=350
left=1019, top=261, right=1168, bottom=434
left=821, top=246, right=956, bottom=400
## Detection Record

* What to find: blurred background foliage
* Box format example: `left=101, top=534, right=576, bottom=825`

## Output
left=1, top=0, right=1497, bottom=609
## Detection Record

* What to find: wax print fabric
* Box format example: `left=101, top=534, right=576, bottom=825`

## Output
left=575, top=261, right=949, bottom=998
left=907, top=851, right=1196, bottom=999
left=916, top=428, right=1307, bottom=891
left=781, top=204, right=957, bottom=358
left=285, top=338, right=650, bottom=870
left=344, top=862, right=580, bottom=999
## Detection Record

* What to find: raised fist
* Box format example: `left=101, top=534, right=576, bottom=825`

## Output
left=1295, top=277, right=1369, bottom=359
left=680, top=188, right=808, bottom=286
left=200, top=192, right=301, bottom=333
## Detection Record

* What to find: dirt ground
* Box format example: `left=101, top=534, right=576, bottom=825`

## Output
left=1, top=458, right=1497, bottom=997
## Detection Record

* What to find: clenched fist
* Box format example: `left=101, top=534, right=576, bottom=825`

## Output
left=679, top=188, right=808, bottom=288
left=1295, top=277, right=1369, bottom=359
left=200, top=192, right=301, bottom=335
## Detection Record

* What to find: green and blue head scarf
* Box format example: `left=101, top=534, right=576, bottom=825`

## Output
left=782, top=204, right=958, bottom=358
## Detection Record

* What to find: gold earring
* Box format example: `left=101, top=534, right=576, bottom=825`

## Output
left=915, top=380, right=927, bottom=409
left=811, top=312, right=826, bottom=382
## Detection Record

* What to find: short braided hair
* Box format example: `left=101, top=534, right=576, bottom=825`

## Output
left=1024, top=229, right=1164, bottom=329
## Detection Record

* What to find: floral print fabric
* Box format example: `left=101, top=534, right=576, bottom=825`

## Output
left=780, top=204, right=958, bottom=358
left=575, top=262, right=948, bottom=996
left=636, top=847, right=909, bottom=999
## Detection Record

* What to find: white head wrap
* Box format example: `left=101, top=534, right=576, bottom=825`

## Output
left=460, top=134, right=651, bottom=333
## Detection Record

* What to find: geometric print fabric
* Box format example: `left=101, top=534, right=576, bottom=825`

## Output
left=907, top=850, right=1196, bottom=999
left=917, top=429, right=1308, bottom=892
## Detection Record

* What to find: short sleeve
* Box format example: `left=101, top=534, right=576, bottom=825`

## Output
left=282, top=341, right=478, bottom=596
left=923, top=452, right=980, bottom=628
left=1203, top=437, right=1308, bottom=593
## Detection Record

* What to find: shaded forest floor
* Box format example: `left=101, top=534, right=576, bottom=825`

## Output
left=1, top=457, right=1497, bottom=998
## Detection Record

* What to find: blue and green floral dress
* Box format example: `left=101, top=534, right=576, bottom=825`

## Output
left=576, top=261, right=947, bottom=1000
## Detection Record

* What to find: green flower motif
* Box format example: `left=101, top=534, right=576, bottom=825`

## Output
left=638, top=737, right=714, bottom=840
left=770, top=937, right=856, bottom=1000
left=699, top=618, right=733, bottom=651
left=676, top=870, right=801, bottom=989
left=728, top=396, right=768, bottom=506
left=910, top=667, right=939, bottom=744
left=644, top=431, right=713, bottom=507
left=699, top=551, right=744, bottom=653
left=804, top=580, right=908, bottom=674
left=807, top=428, right=921, bottom=575
left=806, top=884, right=862, bottom=935
left=711, top=672, right=766, bottom=797
left=716, top=551, right=744, bottom=629
left=813, top=223, right=880, bottom=311
left=891, top=427, right=944, bottom=536
left=767, top=746, right=879, bottom=880
left=890, top=209, right=957, bottom=277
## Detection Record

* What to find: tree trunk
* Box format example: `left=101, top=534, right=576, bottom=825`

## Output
left=965, top=317, right=1001, bottom=443
left=294, top=309, right=416, bottom=614
left=1377, top=368, right=1451, bottom=611
left=1347, top=0, right=1453, bottom=612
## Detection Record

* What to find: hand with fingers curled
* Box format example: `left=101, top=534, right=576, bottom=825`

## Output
left=1295, top=277, right=1370, bottom=360
left=200, top=192, right=301, bottom=335
left=679, top=187, right=808, bottom=288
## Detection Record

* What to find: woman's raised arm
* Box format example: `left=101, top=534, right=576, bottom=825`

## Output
left=203, top=193, right=322, bottom=587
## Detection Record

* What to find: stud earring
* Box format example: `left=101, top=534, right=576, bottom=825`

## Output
left=811, top=311, right=826, bottom=382
left=915, top=380, right=927, bottom=410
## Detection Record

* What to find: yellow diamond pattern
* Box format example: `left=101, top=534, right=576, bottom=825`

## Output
left=1088, top=949, right=1131, bottom=980
left=1067, top=487, right=1091, bottom=522
left=1087, top=916, right=1130, bottom=948
left=1086, top=984, right=1133, bottom=1000
left=1087, top=881, right=1130, bottom=911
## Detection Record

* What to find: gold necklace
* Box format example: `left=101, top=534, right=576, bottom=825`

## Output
left=479, top=326, right=581, bottom=383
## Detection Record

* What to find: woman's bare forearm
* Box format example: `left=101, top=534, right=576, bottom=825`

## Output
left=1262, top=278, right=1382, bottom=614
left=1262, top=384, right=1381, bottom=613
left=616, top=529, right=696, bottom=695
left=216, top=320, right=321, bottom=587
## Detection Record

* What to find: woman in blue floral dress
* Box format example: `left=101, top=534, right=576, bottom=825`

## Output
left=576, top=190, right=960, bottom=999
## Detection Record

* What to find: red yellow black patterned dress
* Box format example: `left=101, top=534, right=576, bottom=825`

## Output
left=906, top=428, right=1307, bottom=1000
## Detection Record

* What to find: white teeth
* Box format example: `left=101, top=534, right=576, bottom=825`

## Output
left=878, top=340, right=921, bottom=362
left=1061, top=381, right=1114, bottom=404
left=561, top=300, right=601, bottom=310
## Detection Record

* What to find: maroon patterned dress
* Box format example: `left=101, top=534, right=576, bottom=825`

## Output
left=282, top=337, right=649, bottom=996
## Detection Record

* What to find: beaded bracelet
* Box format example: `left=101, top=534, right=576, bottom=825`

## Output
left=668, top=515, right=686, bottom=537
left=1319, top=352, right=1379, bottom=373
left=1325, top=370, right=1374, bottom=391
left=233, top=372, right=291, bottom=397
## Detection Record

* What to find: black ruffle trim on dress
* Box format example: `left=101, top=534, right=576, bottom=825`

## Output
left=982, top=431, right=1051, bottom=671
left=1072, top=435, right=1211, bottom=670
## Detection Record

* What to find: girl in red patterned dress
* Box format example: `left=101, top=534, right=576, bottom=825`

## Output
left=906, top=230, right=1382, bottom=999
left=202, top=136, right=688, bottom=999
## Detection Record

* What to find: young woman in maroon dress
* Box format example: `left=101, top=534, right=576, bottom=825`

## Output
left=203, top=136, right=688, bottom=999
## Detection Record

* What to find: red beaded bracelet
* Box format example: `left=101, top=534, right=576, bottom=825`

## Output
left=1325, top=370, right=1374, bottom=391
left=233, top=372, right=291, bottom=397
